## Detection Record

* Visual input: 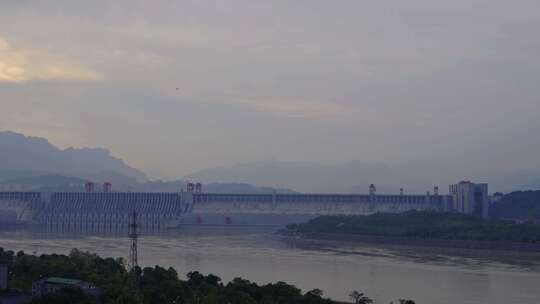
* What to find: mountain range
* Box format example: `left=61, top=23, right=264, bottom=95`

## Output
left=0, top=131, right=294, bottom=193
left=0, top=131, right=146, bottom=183
left=186, top=160, right=540, bottom=194
left=186, top=160, right=426, bottom=193
left=1, top=131, right=539, bottom=194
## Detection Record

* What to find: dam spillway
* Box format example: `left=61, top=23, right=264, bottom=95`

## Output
left=0, top=190, right=451, bottom=228
left=0, top=192, right=187, bottom=231
left=180, top=192, right=452, bottom=226
left=0, top=192, right=41, bottom=223
left=39, top=192, right=187, bottom=231
left=0, top=180, right=488, bottom=228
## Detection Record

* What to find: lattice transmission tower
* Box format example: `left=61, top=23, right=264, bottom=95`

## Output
left=128, top=209, right=139, bottom=270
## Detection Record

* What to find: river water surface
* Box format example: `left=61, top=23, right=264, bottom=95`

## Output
left=1, top=227, right=540, bottom=304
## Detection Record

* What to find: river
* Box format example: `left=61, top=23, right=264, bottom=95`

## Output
left=1, top=227, right=540, bottom=304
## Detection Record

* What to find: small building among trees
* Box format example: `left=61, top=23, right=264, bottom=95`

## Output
left=32, top=277, right=101, bottom=300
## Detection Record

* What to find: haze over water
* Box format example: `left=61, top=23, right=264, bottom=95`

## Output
left=2, top=228, right=540, bottom=304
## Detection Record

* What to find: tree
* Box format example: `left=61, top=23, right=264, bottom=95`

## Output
left=349, top=290, right=373, bottom=304
left=306, top=288, right=324, bottom=298
left=3, top=247, right=353, bottom=304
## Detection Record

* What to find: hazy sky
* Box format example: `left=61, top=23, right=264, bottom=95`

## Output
left=1, top=0, right=539, bottom=180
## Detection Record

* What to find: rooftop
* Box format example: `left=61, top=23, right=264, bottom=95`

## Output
left=45, top=277, right=82, bottom=285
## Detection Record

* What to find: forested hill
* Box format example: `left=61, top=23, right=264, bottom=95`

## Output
left=490, top=190, right=540, bottom=221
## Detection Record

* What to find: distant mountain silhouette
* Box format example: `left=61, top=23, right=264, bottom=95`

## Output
left=0, top=174, right=293, bottom=193
left=185, top=160, right=417, bottom=193
left=186, top=160, right=540, bottom=194
left=0, top=174, right=87, bottom=191
left=135, top=180, right=295, bottom=193
left=0, top=131, right=147, bottom=182
left=3, top=131, right=539, bottom=194
left=0, top=133, right=292, bottom=193
left=0, top=174, right=86, bottom=186
left=204, top=182, right=295, bottom=194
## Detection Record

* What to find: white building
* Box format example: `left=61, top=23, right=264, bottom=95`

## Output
left=449, top=181, right=489, bottom=218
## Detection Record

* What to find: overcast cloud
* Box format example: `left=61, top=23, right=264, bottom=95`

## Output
left=1, top=0, right=539, bottom=183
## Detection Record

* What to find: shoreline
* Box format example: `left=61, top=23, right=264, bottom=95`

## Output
left=283, top=231, right=540, bottom=252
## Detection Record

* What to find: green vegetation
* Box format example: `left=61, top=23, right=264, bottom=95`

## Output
left=287, top=211, right=540, bottom=242
left=349, top=291, right=373, bottom=304
left=490, top=190, right=540, bottom=221
left=1, top=247, right=389, bottom=304
left=30, top=287, right=95, bottom=304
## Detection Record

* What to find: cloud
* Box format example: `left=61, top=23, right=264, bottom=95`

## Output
left=1, top=0, right=540, bottom=181
left=237, top=97, right=350, bottom=118
left=0, top=37, right=101, bottom=83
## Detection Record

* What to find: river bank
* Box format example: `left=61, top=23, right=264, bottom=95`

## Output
left=283, top=212, right=540, bottom=252
left=282, top=231, right=540, bottom=252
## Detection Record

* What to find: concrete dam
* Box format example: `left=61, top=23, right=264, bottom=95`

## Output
left=180, top=191, right=453, bottom=226
left=0, top=181, right=487, bottom=229
left=0, top=192, right=187, bottom=231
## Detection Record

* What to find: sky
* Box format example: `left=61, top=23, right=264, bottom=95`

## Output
left=1, top=0, right=540, bottom=181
